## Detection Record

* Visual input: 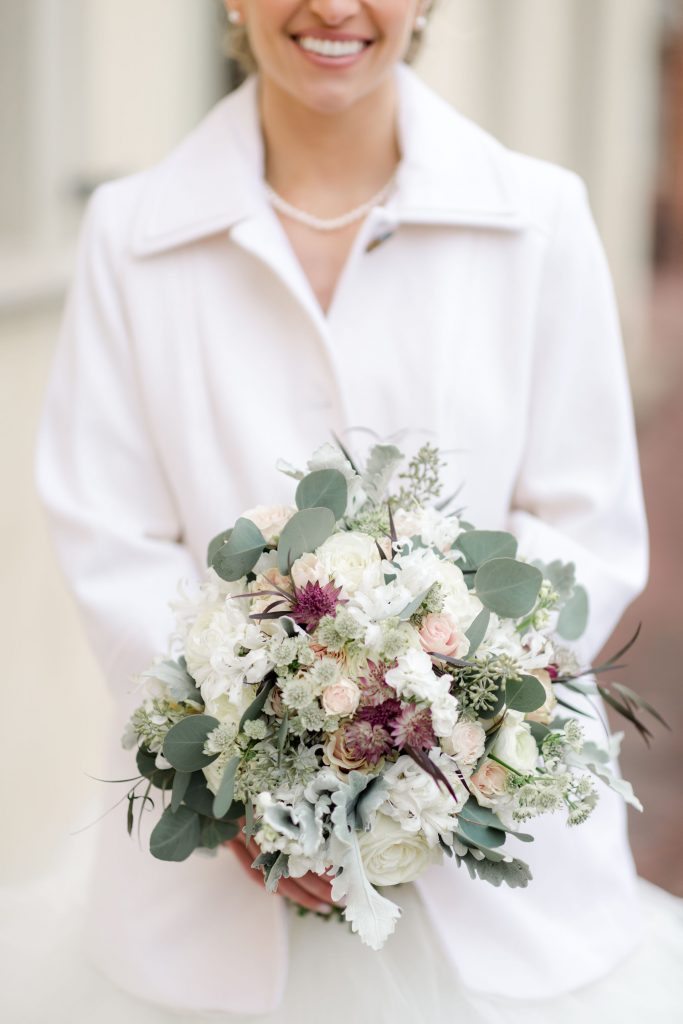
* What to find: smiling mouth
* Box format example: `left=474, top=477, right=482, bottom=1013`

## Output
left=292, top=35, right=373, bottom=59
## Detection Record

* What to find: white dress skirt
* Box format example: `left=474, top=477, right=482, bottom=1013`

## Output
left=3, top=836, right=682, bottom=1024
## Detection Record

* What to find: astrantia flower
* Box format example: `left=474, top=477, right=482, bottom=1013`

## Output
left=343, top=720, right=394, bottom=765
left=358, top=659, right=397, bottom=706
left=290, top=580, right=345, bottom=631
left=390, top=705, right=436, bottom=751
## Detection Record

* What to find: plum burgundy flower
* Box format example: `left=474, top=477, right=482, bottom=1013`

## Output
left=289, top=580, right=346, bottom=631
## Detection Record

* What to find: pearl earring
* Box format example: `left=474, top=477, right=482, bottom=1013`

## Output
left=414, top=14, right=428, bottom=32
left=228, top=9, right=242, bottom=24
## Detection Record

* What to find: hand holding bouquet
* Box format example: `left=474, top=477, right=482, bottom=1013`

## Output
left=122, top=440, right=659, bottom=949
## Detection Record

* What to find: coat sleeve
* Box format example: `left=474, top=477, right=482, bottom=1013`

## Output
left=506, top=173, right=649, bottom=664
left=35, top=186, right=201, bottom=703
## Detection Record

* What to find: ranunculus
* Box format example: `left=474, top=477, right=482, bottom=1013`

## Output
left=242, top=504, right=296, bottom=545
left=314, top=532, right=382, bottom=596
left=525, top=668, right=557, bottom=725
left=442, top=719, right=486, bottom=765
left=418, top=613, right=461, bottom=657
left=492, top=711, right=538, bottom=774
left=290, top=551, right=329, bottom=590
left=358, top=812, right=442, bottom=886
left=321, top=677, right=360, bottom=716
left=470, top=759, right=510, bottom=804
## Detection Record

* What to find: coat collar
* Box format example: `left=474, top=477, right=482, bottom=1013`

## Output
left=131, top=64, right=527, bottom=258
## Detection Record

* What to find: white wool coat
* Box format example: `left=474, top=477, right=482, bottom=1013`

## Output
left=36, top=64, right=648, bottom=1014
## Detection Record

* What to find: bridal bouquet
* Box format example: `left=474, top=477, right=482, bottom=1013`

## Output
left=122, top=440, right=657, bottom=949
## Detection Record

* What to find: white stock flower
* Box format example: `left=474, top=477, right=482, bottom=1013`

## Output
left=434, top=560, right=484, bottom=647
left=393, top=507, right=462, bottom=554
left=358, top=811, right=442, bottom=886
left=314, top=532, right=382, bottom=597
left=492, top=711, right=539, bottom=774
left=525, top=668, right=558, bottom=725
left=381, top=753, right=465, bottom=847
left=385, top=648, right=441, bottom=702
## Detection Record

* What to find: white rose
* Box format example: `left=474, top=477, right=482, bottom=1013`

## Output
left=321, top=677, right=360, bottom=716
left=314, top=532, right=382, bottom=596
left=358, top=812, right=442, bottom=886
left=242, top=504, right=296, bottom=545
left=492, top=711, right=538, bottom=774
left=442, top=720, right=486, bottom=765
left=525, top=668, right=557, bottom=725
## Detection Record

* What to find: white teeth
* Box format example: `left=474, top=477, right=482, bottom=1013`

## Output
left=298, top=36, right=365, bottom=57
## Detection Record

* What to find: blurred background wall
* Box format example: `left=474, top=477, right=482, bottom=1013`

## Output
left=1, top=0, right=682, bottom=891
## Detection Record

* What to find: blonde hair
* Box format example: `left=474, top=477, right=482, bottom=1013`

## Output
left=224, top=7, right=436, bottom=74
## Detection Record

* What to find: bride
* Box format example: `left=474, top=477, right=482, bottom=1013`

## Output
left=29, top=1, right=682, bottom=1020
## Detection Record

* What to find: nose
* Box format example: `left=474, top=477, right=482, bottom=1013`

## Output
left=308, top=0, right=363, bottom=27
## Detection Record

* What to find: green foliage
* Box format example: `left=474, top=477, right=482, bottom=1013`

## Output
left=361, top=444, right=403, bottom=503
left=296, top=469, right=348, bottom=521
left=456, top=851, right=533, bottom=888
left=213, top=755, right=241, bottom=819
left=200, top=818, right=239, bottom=849
left=506, top=674, right=547, bottom=713
left=465, top=608, right=490, bottom=658
left=211, top=517, right=266, bottom=582
left=454, top=530, right=518, bottom=569
left=277, top=507, right=336, bottom=574
left=150, top=806, right=201, bottom=862
left=556, top=585, right=589, bottom=640
left=474, top=558, right=543, bottom=618
left=394, top=444, right=444, bottom=509
left=163, top=714, right=220, bottom=772
left=136, top=747, right=174, bottom=790
left=206, top=528, right=233, bottom=568
left=239, top=678, right=275, bottom=731
left=171, top=770, right=192, bottom=812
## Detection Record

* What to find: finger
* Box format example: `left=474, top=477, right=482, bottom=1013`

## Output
left=278, top=878, right=333, bottom=914
left=291, top=872, right=334, bottom=904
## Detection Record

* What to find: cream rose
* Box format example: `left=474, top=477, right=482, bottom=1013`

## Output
left=322, top=677, right=360, bottom=716
left=314, top=532, right=382, bottom=596
left=441, top=719, right=486, bottom=765
left=418, top=613, right=461, bottom=657
left=242, top=504, right=296, bottom=545
left=358, top=812, right=442, bottom=886
left=469, top=759, right=510, bottom=806
left=492, top=711, right=538, bottom=774
left=525, top=668, right=558, bottom=725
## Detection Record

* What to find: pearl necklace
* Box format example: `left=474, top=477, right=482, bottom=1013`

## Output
left=264, top=173, right=397, bottom=232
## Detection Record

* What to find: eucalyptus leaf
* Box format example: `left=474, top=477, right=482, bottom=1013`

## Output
left=398, top=587, right=431, bottom=621
left=200, top=817, right=239, bottom=849
left=239, top=679, right=275, bottom=731
left=456, top=815, right=506, bottom=849
left=506, top=674, right=547, bottom=713
left=529, top=722, right=552, bottom=746
left=556, top=585, right=589, bottom=640
left=183, top=772, right=216, bottom=817
left=171, top=770, right=192, bottom=812
left=296, top=469, right=348, bottom=520
left=531, top=559, right=576, bottom=601
left=211, top=517, right=266, bottom=582
left=206, top=528, right=233, bottom=568
left=213, top=755, right=240, bottom=819
left=474, top=558, right=543, bottom=618
left=150, top=806, right=200, bottom=862
left=465, top=608, right=490, bottom=658
left=136, top=747, right=174, bottom=789
left=277, top=507, right=336, bottom=574
left=163, top=714, right=220, bottom=773
left=455, top=530, right=518, bottom=569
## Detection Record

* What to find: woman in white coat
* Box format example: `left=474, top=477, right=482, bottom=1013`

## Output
left=32, top=0, right=683, bottom=1021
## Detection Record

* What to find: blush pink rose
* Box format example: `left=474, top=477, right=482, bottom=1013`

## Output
left=322, top=678, right=361, bottom=717
left=470, top=759, right=509, bottom=799
left=418, top=613, right=461, bottom=657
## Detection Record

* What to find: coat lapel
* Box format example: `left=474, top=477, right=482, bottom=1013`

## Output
left=129, top=65, right=529, bottom=261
